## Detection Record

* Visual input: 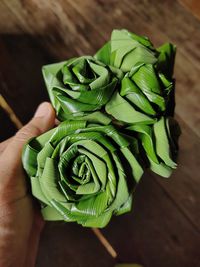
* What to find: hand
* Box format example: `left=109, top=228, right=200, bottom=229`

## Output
left=0, top=102, right=55, bottom=267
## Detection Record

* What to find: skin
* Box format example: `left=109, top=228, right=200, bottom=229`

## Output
left=0, top=102, right=55, bottom=267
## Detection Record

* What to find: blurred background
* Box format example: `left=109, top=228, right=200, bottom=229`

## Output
left=0, top=1, right=200, bottom=267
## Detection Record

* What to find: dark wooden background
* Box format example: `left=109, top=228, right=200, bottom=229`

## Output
left=0, top=1, right=200, bottom=267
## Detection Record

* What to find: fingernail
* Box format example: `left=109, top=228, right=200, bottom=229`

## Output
left=34, top=102, right=51, bottom=118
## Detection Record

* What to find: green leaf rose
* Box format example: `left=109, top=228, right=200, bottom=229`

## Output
left=42, top=56, right=118, bottom=122
left=95, top=29, right=176, bottom=76
left=105, top=64, right=174, bottom=124
left=95, top=29, right=157, bottom=71
left=22, top=120, right=143, bottom=228
left=95, top=29, right=176, bottom=124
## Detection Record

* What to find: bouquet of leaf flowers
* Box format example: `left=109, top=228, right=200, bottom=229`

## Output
left=22, top=29, right=180, bottom=228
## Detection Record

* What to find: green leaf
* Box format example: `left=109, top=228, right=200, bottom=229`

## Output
left=148, top=157, right=173, bottom=178
left=30, top=177, right=49, bottom=205
left=42, top=56, right=118, bottom=121
left=94, top=41, right=111, bottom=65
left=153, top=117, right=177, bottom=168
left=120, top=147, right=144, bottom=183
left=115, top=195, right=133, bottom=216
left=22, top=140, right=39, bottom=177
left=42, top=61, right=67, bottom=106
left=39, top=157, right=67, bottom=203
left=41, top=205, right=64, bottom=221
left=106, top=92, right=155, bottom=124
left=127, top=120, right=178, bottom=178
left=157, top=43, right=176, bottom=78
left=95, top=29, right=157, bottom=72
left=127, top=124, right=159, bottom=164
left=132, top=64, right=166, bottom=111
left=110, top=29, right=157, bottom=71
left=121, top=76, right=156, bottom=115
left=80, top=210, right=113, bottom=228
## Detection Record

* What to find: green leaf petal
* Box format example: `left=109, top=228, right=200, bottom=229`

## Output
left=41, top=205, right=64, bottom=221
left=156, top=43, right=176, bottom=78
left=22, top=140, right=39, bottom=177
left=94, top=41, right=111, bottom=65
left=39, top=157, right=66, bottom=203
left=127, top=124, right=159, bottom=164
left=80, top=210, right=113, bottom=228
left=121, top=76, right=156, bottom=115
left=42, top=56, right=118, bottom=121
left=106, top=92, right=155, bottom=124
left=148, top=156, right=173, bottom=178
left=30, top=177, right=49, bottom=205
left=153, top=117, right=177, bottom=168
left=115, top=195, right=132, bottom=216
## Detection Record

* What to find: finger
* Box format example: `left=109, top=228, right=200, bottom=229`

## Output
left=2, top=102, right=55, bottom=163
left=0, top=102, right=55, bottom=196
left=0, top=137, right=13, bottom=154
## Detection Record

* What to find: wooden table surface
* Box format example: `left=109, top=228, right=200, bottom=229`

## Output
left=0, top=1, right=200, bottom=267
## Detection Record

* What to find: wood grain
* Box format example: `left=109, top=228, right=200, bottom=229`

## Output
left=154, top=116, right=200, bottom=231
left=102, top=173, right=200, bottom=267
left=36, top=223, right=115, bottom=267
left=0, top=0, right=200, bottom=266
left=178, top=0, right=200, bottom=21
left=0, top=35, right=51, bottom=124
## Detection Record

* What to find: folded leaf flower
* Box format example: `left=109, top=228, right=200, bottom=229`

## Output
left=95, top=29, right=176, bottom=77
left=22, top=120, right=143, bottom=228
left=95, top=29, right=157, bottom=72
left=22, top=29, right=180, bottom=229
left=105, top=65, right=173, bottom=124
left=95, top=29, right=176, bottom=124
left=42, top=56, right=118, bottom=121
left=126, top=116, right=181, bottom=177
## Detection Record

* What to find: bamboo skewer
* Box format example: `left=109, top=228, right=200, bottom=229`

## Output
left=0, top=94, right=23, bottom=129
left=92, top=228, right=117, bottom=258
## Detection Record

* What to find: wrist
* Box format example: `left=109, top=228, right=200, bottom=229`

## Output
left=0, top=196, right=33, bottom=267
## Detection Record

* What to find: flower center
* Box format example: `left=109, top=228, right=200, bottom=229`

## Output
left=71, top=155, right=91, bottom=184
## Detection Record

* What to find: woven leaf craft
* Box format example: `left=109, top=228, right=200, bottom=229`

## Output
left=22, top=29, right=180, bottom=227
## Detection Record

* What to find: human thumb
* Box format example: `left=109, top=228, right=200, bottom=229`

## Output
left=0, top=102, right=55, bottom=198
left=3, top=102, right=55, bottom=162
